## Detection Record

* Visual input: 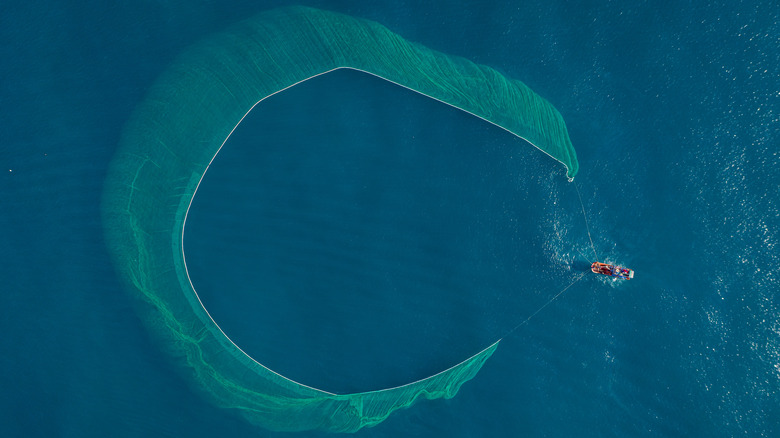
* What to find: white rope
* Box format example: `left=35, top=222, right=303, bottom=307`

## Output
left=574, top=181, right=599, bottom=263
left=492, top=181, right=596, bottom=342
left=501, top=272, right=586, bottom=339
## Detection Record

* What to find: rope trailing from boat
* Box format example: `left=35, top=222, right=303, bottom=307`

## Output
left=574, top=180, right=600, bottom=263
left=501, top=272, right=586, bottom=339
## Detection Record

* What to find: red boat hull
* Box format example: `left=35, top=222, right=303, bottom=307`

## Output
left=591, top=262, right=634, bottom=280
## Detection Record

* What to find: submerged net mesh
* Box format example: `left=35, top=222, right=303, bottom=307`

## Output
left=102, top=6, right=576, bottom=433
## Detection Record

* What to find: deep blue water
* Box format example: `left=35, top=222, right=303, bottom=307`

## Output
left=2, top=1, right=778, bottom=436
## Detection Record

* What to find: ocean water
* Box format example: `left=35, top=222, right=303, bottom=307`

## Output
left=1, top=1, right=777, bottom=437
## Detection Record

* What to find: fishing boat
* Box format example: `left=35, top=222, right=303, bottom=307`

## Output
left=591, top=262, right=634, bottom=280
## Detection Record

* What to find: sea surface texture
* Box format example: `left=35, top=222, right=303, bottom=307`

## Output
left=1, top=0, right=778, bottom=436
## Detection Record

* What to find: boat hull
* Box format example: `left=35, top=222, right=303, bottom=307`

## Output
left=591, top=262, right=634, bottom=280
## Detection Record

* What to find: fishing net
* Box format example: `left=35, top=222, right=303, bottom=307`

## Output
left=102, top=6, right=576, bottom=432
